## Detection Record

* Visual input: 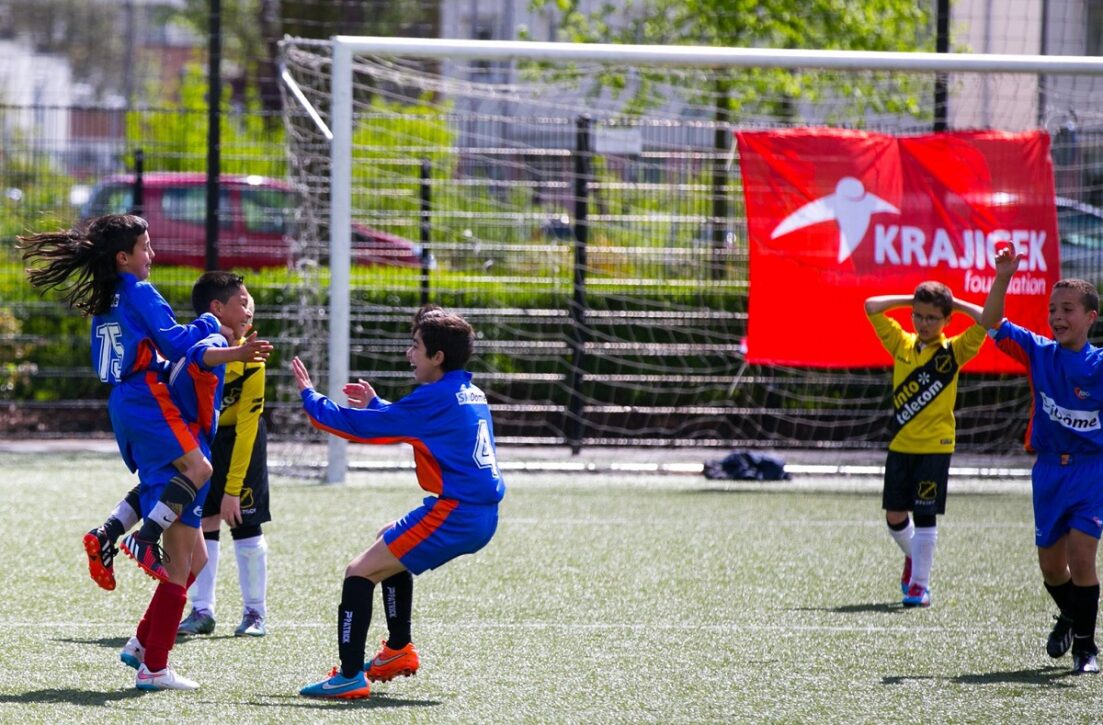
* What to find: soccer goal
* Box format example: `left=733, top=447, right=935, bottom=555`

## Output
left=278, top=36, right=1103, bottom=482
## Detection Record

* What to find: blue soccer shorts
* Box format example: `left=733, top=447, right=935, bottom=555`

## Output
left=383, top=496, right=499, bottom=575
left=109, top=372, right=200, bottom=478
left=1032, top=455, right=1103, bottom=547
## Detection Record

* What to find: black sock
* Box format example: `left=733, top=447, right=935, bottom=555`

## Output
left=888, top=518, right=910, bottom=532
left=338, top=576, right=374, bottom=678
left=1045, top=579, right=1075, bottom=617
left=136, top=473, right=199, bottom=541
left=382, top=571, right=413, bottom=649
left=1071, top=583, right=1100, bottom=655
left=103, top=516, right=126, bottom=541
left=124, top=484, right=142, bottom=517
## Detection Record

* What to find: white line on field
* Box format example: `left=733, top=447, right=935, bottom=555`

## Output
left=10, top=621, right=1027, bottom=634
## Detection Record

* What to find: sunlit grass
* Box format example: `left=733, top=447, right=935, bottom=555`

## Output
left=0, top=452, right=1100, bottom=722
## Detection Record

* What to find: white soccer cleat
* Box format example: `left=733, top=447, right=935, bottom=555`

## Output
left=119, top=636, right=145, bottom=670
left=135, top=663, right=199, bottom=691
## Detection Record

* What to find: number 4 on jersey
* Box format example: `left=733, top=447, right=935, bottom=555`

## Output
left=472, top=419, right=500, bottom=478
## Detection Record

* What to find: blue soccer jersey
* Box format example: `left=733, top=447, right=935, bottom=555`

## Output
left=91, top=272, right=220, bottom=386
left=94, top=272, right=220, bottom=482
left=990, top=318, right=1103, bottom=455
left=168, top=332, right=229, bottom=452
left=301, top=369, right=506, bottom=506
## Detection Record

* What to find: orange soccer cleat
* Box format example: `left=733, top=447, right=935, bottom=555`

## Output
left=365, top=641, right=420, bottom=682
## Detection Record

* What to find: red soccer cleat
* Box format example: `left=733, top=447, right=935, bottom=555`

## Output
left=83, top=528, right=117, bottom=591
left=120, top=534, right=170, bottom=583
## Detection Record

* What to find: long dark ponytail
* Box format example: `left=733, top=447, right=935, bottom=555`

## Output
left=19, top=214, right=149, bottom=316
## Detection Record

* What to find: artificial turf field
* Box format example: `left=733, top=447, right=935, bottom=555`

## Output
left=2, top=451, right=1103, bottom=723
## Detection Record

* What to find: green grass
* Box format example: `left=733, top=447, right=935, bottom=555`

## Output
left=1, top=451, right=1101, bottom=722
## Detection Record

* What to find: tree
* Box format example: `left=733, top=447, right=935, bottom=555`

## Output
left=526, top=0, right=933, bottom=120
left=172, top=0, right=440, bottom=112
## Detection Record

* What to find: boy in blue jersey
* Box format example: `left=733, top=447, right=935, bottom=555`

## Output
left=291, top=305, right=505, bottom=700
left=981, top=246, right=1103, bottom=675
left=120, top=271, right=266, bottom=691
left=20, top=218, right=268, bottom=689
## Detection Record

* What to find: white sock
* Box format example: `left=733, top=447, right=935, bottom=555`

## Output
left=189, top=538, right=220, bottom=616
left=111, top=500, right=140, bottom=532
left=147, top=501, right=177, bottom=531
left=888, top=519, right=914, bottom=557
left=235, top=534, right=268, bottom=618
left=911, top=526, right=938, bottom=589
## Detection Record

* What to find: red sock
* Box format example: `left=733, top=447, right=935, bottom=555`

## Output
left=187, top=572, right=196, bottom=589
left=136, top=595, right=156, bottom=645
left=142, top=582, right=187, bottom=671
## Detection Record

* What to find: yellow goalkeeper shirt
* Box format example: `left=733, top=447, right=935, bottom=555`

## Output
left=868, top=312, right=986, bottom=454
left=218, top=353, right=266, bottom=497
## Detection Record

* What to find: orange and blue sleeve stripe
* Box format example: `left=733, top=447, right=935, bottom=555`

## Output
left=306, top=414, right=444, bottom=495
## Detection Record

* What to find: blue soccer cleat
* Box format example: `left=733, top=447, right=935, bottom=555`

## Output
left=299, top=667, right=372, bottom=699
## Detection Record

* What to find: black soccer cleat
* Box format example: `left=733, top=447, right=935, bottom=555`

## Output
left=1072, top=650, right=1100, bottom=675
left=1047, top=613, right=1074, bottom=659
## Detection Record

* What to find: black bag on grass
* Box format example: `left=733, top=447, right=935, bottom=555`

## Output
left=703, top=450, right=790, bottom=481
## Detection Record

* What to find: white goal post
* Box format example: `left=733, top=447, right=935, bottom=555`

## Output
left=318, top=36, right=1103, bottom=483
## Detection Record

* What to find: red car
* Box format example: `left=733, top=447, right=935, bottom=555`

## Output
left=80, top=173, right=425, bottom=269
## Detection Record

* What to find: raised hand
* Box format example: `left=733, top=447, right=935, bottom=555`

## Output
left=993, top=242, right=1025, bottom=279
left=342, top=378, right=378, bottom=409
left=291, top=356, right=314, bottom=391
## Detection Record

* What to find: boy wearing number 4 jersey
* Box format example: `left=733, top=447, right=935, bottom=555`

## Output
left=291, top=305, right=505, bottom=699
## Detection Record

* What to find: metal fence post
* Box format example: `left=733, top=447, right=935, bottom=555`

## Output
left=420, top=158, right=432, bottom=305
left=132, top=148, right=144, bottom=217
left=565, top=114, right=592, bottom=455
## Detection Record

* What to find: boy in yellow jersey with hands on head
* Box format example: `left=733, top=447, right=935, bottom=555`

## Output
left=865, top=281, right=986, bottom=608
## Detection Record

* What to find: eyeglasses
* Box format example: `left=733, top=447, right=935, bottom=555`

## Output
left=911, top=312, right=945, bottom=325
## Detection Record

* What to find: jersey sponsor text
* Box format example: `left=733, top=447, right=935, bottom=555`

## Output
left=1040, top=391, right=1101, bottom=431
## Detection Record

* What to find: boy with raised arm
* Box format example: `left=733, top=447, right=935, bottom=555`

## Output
left=291, top=305, right=505, bottom=699
left=980, top=248, right=1103, bottom=674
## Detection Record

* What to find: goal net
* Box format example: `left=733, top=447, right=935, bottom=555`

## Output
left=277, top=37, right=1103, bottom=479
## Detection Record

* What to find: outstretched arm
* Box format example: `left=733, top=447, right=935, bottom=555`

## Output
left=864, top=294, right=913, bottom=315
left=979, top=248, right=1024, bottom=330
left=202, top=332, right=272, bottom=367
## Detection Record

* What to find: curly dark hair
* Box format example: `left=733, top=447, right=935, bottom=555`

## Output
left=19, top=214, right=149, bottom=316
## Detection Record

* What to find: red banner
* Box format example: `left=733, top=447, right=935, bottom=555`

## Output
left=735, top=128, right=1059, bottom=373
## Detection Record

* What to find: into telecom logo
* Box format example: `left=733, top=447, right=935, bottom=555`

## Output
left=770, top=177, right=900, bottom=262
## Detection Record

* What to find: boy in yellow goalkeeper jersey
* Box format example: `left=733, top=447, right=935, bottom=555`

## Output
left=178, top=294, right=271, bottom=637
left=864, top=281, right=985, bottom=609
